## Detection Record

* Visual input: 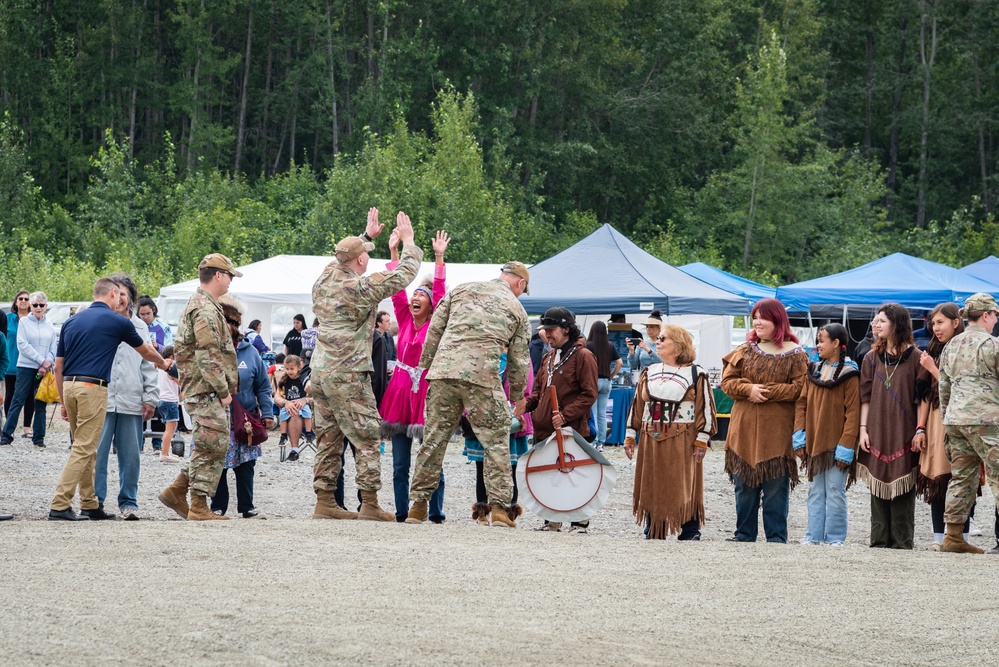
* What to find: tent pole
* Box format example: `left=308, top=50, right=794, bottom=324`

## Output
left=807, top=310, right=814, bottom=346
left=842, top=305, right=847, bottom=327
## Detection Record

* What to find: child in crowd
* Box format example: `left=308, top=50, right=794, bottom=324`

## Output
left=156, top=345, right=181, bottom=463
left=793, top=324, right=860, bottom=546
left=301, top=318, right=318, bottom=367
left=276, top=355, right=314, bottom=461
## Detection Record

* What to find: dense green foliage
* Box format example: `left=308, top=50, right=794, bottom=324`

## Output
left=2, top=0, right=998, bottom=299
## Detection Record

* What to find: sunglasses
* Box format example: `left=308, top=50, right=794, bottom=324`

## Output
left=16, top=297, right=29, bottom=301
left=31, top=303, right=47, bottom=309
left=655, top=335, right=667, bottom=342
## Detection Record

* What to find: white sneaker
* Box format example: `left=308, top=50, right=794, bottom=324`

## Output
left=799, top=538, right=819, bottom=545
left=827, top=541, right=845, bottom=548
left=969, top=519, right=983, bottom=536
left=120, top=507, right=140, bottom=521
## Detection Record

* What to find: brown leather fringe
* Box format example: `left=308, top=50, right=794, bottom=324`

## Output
left=856, top=464, right=918, bottom=500
left=741, top=344, right=806, bottom=381
left=916, top=472, right=951, bottom=503
left=804, top=449, right=858, bottom=489
left=633, top=500, right=703, bottom=540
left=725, top=449, right=800, bottom=490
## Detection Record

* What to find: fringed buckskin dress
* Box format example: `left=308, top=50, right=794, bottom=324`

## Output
left=627, top=363, right=717, bottom=540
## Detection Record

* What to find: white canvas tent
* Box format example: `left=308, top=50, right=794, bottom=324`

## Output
left=157, top=254, right=504, bottom=348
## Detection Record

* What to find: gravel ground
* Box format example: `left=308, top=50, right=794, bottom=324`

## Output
left=1, top=408, right=998, bottom=665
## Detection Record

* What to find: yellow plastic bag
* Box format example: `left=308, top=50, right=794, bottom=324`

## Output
left=36, top=373, right=59, bottom=403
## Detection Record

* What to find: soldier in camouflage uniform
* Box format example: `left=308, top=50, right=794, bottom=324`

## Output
left=938, top=292, right=999, bottom=554
left=310, top=208, right=423, bottom=521
left=406, top=262, right=532, bottom=528
left=158, top=254, right=241, bottom=521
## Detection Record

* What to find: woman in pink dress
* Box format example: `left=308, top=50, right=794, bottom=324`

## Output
left=382, top=229, right=450, bottom=523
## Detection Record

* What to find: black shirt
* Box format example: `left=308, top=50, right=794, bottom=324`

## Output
left=283, top=329, right=303, bottom=357
left=280, top=367, right=310, bottom=402
left=57, top=302, right=145, bottom=381
left=586, top=340, right=621, bottom=379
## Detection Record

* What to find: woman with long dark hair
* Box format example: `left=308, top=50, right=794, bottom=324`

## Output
left=857, top=302, right=921, bottom=549
left=4, top=291, right=31, bottom=437
left=793, top=323, right=861, bottom=546
left=721, top=298, right=807, bottom=543
left=283, top=314, right=306, bottom=356
left=586, top=321, right=622, bottom=450
left=914, top=302, right=969, bottom=549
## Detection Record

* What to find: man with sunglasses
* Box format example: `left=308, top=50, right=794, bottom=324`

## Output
left=50, top=277, right=171, bottom=521
left=158, top=254, right=242, bottom=522
left=406, top=261, right=532, bottom=528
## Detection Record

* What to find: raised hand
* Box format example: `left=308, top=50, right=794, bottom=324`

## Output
left=432, top=230, right=451, bottom=256
left=395, top=211, right=415, bottom=245
left=366, top=207, right=384, bottom=239
left=388, top=228, right=401, bottom=252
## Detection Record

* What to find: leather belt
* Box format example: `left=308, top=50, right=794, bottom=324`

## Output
left=65, top=375, right=108, bottom=387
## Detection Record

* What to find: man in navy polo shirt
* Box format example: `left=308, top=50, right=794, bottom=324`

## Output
left=49, top=277, right=170, bottom=521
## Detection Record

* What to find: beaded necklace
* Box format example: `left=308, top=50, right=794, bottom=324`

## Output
left=545, top=344, right=579, bottom=387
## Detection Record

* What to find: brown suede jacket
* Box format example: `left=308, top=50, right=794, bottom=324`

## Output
left=524, top=337, right=599, bottom=441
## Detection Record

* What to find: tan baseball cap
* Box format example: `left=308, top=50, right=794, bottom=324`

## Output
left=199, top=253, right=243, bottom=277
left=335, top=236, right=375, bottom=262
left=963, top=292, right=999, bottom=314
left=501, top=261, right=530, bottom=294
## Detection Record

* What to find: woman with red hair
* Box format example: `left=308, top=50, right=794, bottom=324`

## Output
left=721, top=298, right=808, bottom=542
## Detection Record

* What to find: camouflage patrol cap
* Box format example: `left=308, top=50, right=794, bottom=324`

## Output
left=962, top=292, right=999, bottom=316
left=335, top=236, right=375, bottom=262
left=199, top=253, right=243, bottom=277
left=501, top=261, right=530, bottom=294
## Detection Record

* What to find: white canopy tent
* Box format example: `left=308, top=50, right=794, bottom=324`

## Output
left=157, top=254, right=504, bottom=348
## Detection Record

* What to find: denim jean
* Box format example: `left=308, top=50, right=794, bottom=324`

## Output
left=732, top=473, right=790, bottom=542
left=212, top=460, right=255, bottom=515
left=2, top=367, right=46, bottom=444
left=94, top=412, right=143, bottom=511
left=805, top=465, right=849, bottom=543
left=591, top=378, right=611, bottom=445
left=392, top=433, right=445, bottom=521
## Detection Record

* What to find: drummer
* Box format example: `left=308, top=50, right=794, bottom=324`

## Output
left=517, top=306, right=599, bottom=532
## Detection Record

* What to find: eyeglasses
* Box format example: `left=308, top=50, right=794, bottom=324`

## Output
left=31, top=303, right=46, bottom=309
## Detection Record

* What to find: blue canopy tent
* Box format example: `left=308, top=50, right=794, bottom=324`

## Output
left=960, top=255, right=999, bottom=286
left=518, top=224, right=751, bottom=315
left=775, top=253, right=999, bottom=315
left=678, top=262, right=776, bottom=303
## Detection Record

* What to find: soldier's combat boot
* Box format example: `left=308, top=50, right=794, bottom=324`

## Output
left=489, top=503, right=517, bottom=528
left=158, top=469, right=191, bottom=519
left=405, top=500, right=428, bottom=524
left=471, top=502, right=492, bottom=526
left=941, top=522, right=983, bottom=554
left=188, top=493, right=229, bottom=521
left=311, top=489, right=358, bottom=520
left=358, top=490, right=395, bottom=522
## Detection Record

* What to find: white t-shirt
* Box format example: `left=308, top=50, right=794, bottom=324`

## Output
left=157, top=368, right=179, bottom=403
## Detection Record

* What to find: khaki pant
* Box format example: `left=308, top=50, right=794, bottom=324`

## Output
left=411, top=379, right=512, bottom=506
left=944, top=424, right=999, bottom=525
left=51, top=381, right=109, bottom=511
left=311, top=372, right=383, bottom=493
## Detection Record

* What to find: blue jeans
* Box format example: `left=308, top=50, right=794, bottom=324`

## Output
left=805, top=465, right=848, bottom=543
left=732, top=473, right=790, bottom=543
left=94, top=412, right=143, bottom=511
left=591, top=378, right=611, bottom=445
left=392, top=433, right=445, bottom=522
left=1, top=367, right=46, bottom=444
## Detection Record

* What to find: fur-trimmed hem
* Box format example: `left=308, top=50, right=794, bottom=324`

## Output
left=725, top=449, right=800, bottom=490
left=856, top=464, right=918, bottom=500
left=916, top=472, right=951, bottom=503
left=406, top=423, right=425, bottom=440
left=380, top=421, right=409, bottom=440
left=634, top=500, right=703, bottom=540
